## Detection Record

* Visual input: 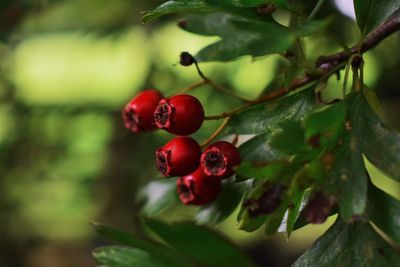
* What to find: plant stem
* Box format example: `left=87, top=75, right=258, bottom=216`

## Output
left=307, top=0, right=326, bottom=20
left=174, top=80, right=208, bottom=95
left=202, top=9, right=400, bottom=139
left=316, top=8, right=400, bottom=67
left=201, top=117, right=230, bottom=147
left=204, top=78, right=252, bottom=102
left=192, top=57, right=251, bottom=102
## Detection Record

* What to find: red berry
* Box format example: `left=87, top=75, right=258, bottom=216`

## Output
left=153, top=94, right=204, bottom=136
left=177, top=167, right=221, bottom=205
left=123, top=90, right=164, bottom=133
left=201, top=141, right=241, bottom=179
left=156, top=136, right=201, bottom=177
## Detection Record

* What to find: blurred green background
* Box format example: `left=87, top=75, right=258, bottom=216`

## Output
left=0, top=1, right=399, bottom=266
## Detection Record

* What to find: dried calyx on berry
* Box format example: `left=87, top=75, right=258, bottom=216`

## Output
left=177, top=167, right=221, bottom=205
left=153, top=94, right=204, bottom=136
left=302, top=191, right=336, bottom=224
left=179, top=51, right=195, bottom=66
left=123, top=89, right=164, bottom=133
left=201, top=141, right=241, bottom=179
left=156, top=136, right=201, bottom=177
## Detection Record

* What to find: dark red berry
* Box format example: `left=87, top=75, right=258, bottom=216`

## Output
left=201, top=141, right=241, bottom=179
left=243, top=185, right=286, bottom=217
left=123, top=89, right=164, bottom=133
left=153, top=94, right=204, bottom=136
left=177, top=167, right=221, bottom=205
left=303, top=191, right=336, bottom=224
left=156, top=136, right=201, bottom=177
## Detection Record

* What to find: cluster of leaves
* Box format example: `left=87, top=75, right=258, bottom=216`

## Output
left=93, top=1, right=400, bottom=266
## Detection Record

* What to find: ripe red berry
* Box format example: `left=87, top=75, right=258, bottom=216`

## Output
left=153, top=94, right=204, bottom=136
left=177, top=167, right=221, bottom=205
left=123, top=90, right=164, bottom=133
left=201, top=141, right=241, bottom=179
left=156, top=136, right=201, bottom=177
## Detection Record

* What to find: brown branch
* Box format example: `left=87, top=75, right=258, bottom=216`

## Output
left=205, top=9, right=400, bottom=121
left=316, top=8, right=400, bottom=68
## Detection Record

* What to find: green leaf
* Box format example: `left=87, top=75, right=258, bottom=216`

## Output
left=93, top=224, right=197, bottom=267
left=367, top=184, right=400, bottom=244
left=264, top=200, right=287, bottom=236
left=195, top=180, right=250, bottom=225
left=195, top=33, right=292, bottom=62
left=236, top=132, right=286, bottom=183
left=146, top=219, right=256, bottom=267
left=197, top=17, right=292, bottom=61
left=238, top=0, right=291, bottom=10
left=320, top=94, right=368, bottom=222
left=286, top=188, right=308, bottom=236
left=292, top=18, right=334, bottom=37
left=238, top=132, right=283, bottom=161
left=141, top=0, right=214, bottom=23
left=292, top=218, right=400, bottom=267
left=94, top=246, right=159, bottom=267
left=182, top=11, right=330, bottom=61
left=203, top=0, right=277, bottom=20
left=354, top=0, right=400, bottom=35
left=237, top=207, right=268, bottom=232
left=138, top=178, right=178, bottom=216
left=358, top=92, right=400, bottom=182
left=225, top=88, right=315, bottom=134
left=179, top=13, right=237, bottom=36
left=180, top=13, right=281, bottom=61
left=324, top=132, right=368, bottom=222
left=93, top=223, right=151, bottom=247
left=236, top=161, right=285, bottom=180
left=304, top=101, right=347, bottom=149
left=269, top=120, right=310, bottom=155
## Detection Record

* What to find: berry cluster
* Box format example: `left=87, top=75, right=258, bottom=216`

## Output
left=123, top=89, right=241, bottom=206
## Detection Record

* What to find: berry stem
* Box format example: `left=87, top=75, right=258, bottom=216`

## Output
left=191, top=54, right=252, bottom=102
left=175, top=80, right=208, bottom=95
left=203, top=78, right=252, bottom=102
left=201, top=117, right=230, bottom=148
left=307, top=0, right=326, bottom=21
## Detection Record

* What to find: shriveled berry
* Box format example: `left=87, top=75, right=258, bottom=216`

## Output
left=179, top=51, right=195, bottom=66
left=303, top=191, right=336, bottom=224
left=123, top=89, right=164, bottom=133
left=177, top=167, right=221, bottom=205
left=201, top=141, right=241, bottom=179
left=243, top=185, right=286, bottom=217
left=153, top=94, right=204, bottom=136
left=155, top=136, right=201, bottom=177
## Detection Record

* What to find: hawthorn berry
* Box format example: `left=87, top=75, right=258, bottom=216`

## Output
left=177, top=167, right=221, bottom=205
left=201, top=141, right=241, bottom=179
left=122, top=89, right=164, bottom=133
left=153, top=94, right=204, bottom=136
left=156, top=136, right=201, bottom=177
